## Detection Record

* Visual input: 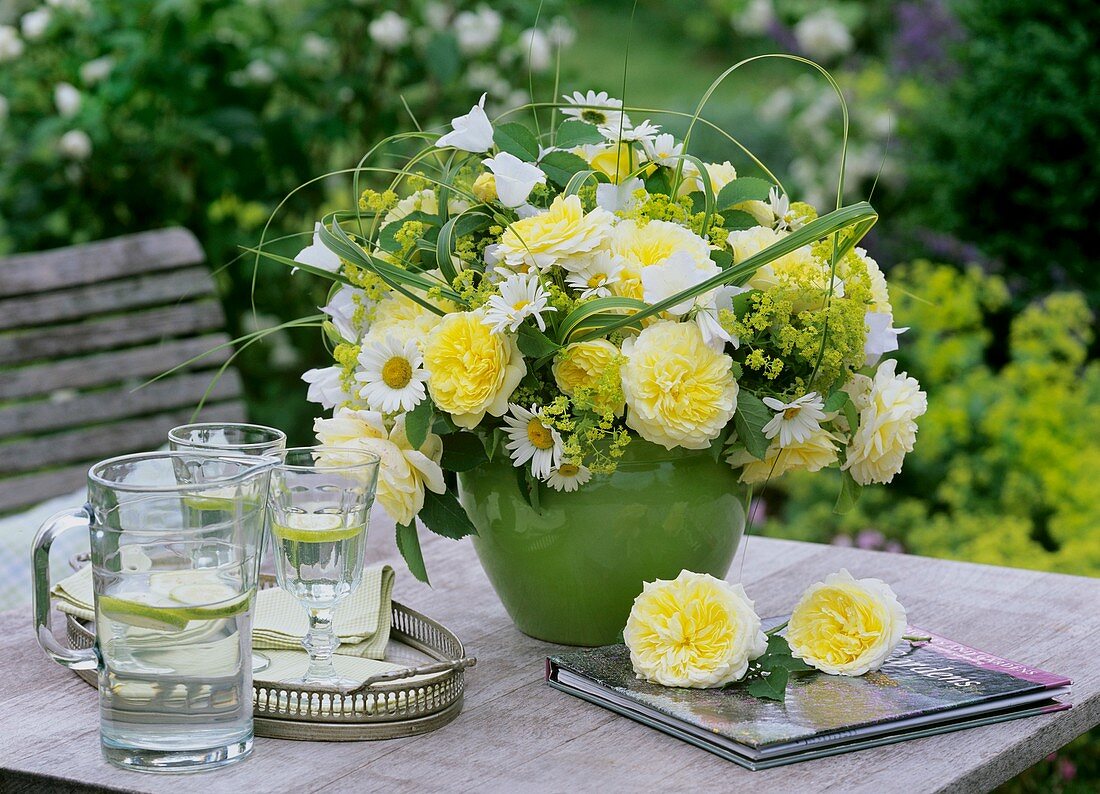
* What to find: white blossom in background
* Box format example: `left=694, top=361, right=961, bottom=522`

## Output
left=455, top=6, right=502, bottom=55
left=0, top=94, right=8, bottom=126
left=518, top=28, right=552, bottom=72
left=368, top=10, right=409, bottom=51
left=301, top=33, right=332, bottom=59
left=54, top=82, right=81, bottom=118
left=46, top=0, right=92, bottom=13
left=547, top=16, right=576, bottom=48
left=732, top=0, right=775, bottom=36
left=244, top=60, right=276, bottom=85
left=793, top=9, right=853, bottom=61
left=21, top=8, right=52, bottom=40
left=58, top=129, right=92, bottom=159
left=0, top=26, right=25, bottom=62
left=79, top=56, right=114, bottom=85
left=424, top=2, right=451, bottom=30
left=294, top=222, right=341, bottom=273
left=482, top=152, right=546, bottom=208
left=436, top=93, right=494, bottom=152
left=464, top=64, right=510, bottom=96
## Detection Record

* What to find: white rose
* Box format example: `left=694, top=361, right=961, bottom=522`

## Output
left=842, top=359, right=927, bottom=484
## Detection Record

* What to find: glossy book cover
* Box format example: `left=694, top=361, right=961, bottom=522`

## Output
left=546, top=627, right=1071, bottom=769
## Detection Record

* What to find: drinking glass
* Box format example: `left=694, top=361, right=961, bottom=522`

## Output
left=169, top=421, right=287, bottom=674
left=268, top=447, right=379, bottom=687
left=32, top=451, right=275, bottom=773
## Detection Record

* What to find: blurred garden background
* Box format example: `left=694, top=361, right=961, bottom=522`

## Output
left=1, top=0, right=1096, bottom=787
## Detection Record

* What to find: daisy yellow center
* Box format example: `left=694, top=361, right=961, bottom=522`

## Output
left=381, top=356, right=413, bottom=389
left=587, top=274, right=607, bottom=288
left=512, top=299, right=530, bottom=311
left=526, top=419, right=555, bottom=450
left=557, top=463, right=580, bottom=477
left=783, top=406, right=802, bottom=420
left=581, top=109, right=608, bottom=124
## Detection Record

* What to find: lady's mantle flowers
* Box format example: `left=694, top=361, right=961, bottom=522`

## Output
left=786, top=569, right=907, bottom=676
left=625, top=571, right=768, bottom=688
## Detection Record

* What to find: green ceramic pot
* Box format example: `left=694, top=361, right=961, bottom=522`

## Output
left=457, top=438, right=748, bottom=646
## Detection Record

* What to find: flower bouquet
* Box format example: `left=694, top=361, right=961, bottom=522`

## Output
left=255, top=70, right=926, bottom=645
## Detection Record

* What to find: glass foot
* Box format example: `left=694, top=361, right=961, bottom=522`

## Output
left=251, top=652, right=271, bottom=673
left=103, top=737, right=252, bottom=773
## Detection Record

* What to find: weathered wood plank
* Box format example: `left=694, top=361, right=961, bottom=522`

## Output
left=0, top=267, right=216, bottom=331
left=0, top=301, right=225, bottom=366
left=1, top=528, right=1096, bottom=794
left=0, top=463, right=90, bottom=514
left=0, top=335, right=234, bottom=401
left=0, top=403, right=249, bottom=476
left=0, top=370, right=242, bottom=439
left=0, top=228, right=204, bottom=298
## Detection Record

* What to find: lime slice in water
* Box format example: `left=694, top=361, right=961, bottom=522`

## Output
left=272, top=514, right=364, bottom=543
left=101, top=573, right=250, bottom=630
left=98, top=594, right=191, bottom=632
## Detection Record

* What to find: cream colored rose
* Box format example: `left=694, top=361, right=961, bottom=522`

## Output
left=551, top=339, right=625, bottom=415
left=786, top=568, right=907, bottom=676
left=608, top=219, right=713, bottom=301
left=620, top=321, right=738, bottom=450
left=422, top=310, right=526, bottom=429
left=842, top=359, right=927, bottom=485
left=314, top=408, right=445, bottom=526
left=498, top=194, right=614, bottom=271
left=625, top=570, right=768, bottom=688
left=726, top=225, right=818, bottom=291
left=370, top=287, right=456, bottom=348
left=726, top=426, right=840, bottom=484
left=383, top=188, right=470, bottom=227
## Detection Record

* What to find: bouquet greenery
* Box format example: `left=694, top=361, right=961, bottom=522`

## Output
left=256, top=68, right=926, bottom=581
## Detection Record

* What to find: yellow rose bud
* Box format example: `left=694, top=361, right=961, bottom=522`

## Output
left=786, top=569, right=907, bottom=676
left=472, top=172, right=497, bottom=203
left=585, top=143, right=634, bottom=184
left=624, top=570, right=767, bottom=688
left=551, top=339, right=625, bottom=415
left=733, top=199, right=773, bottom=226
left=422, top=310, right=526, bottom=429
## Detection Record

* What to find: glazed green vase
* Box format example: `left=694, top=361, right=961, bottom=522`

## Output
left=457, top=439, right=748, bottom=646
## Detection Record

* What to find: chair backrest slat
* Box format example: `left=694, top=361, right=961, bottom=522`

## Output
left=0, top=228, right=248, bottom=514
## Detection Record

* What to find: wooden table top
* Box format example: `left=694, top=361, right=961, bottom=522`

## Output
left=3, top=525, right=1098, bottom=794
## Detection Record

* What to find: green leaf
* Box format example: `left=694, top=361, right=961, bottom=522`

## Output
left=710, top=249, right=733, bottom=270
left=486, top=427, right=504, bottom=461
left=721, top=209, right=760, bottom=231
left=440, top=432, right=489, bottom=472
left=396, top=522, right=429, bottom=585
left=453, top=210, right=493, bottom=237
left=554, top=119, right=605, bottom=148
left=378, top=210, right=436, bottom=253
left=425, top=33, right=461, bottom=84
left=708, top=428, right=729, bottom=463
left=418, top=488, right=477, bottom=539
left=824, top=390, right=850, bottom=413
left=734, top=391, right=772, bottom=460
left=493, top=122, right=540, bottom=162
left=432, top=412, right=459, bottom=435
left=716, top=177, right=773, bottom=210
left=835, top=469, right=863, bottom=514
left=746, top=668, right=789, bottom=701
left=516, top=325, right=561, bottom=358
left=645, top=169, right=671, bottom=196
left=404, top=398, right=434, bottom=450
left=539, top=151, right=591, bottom=187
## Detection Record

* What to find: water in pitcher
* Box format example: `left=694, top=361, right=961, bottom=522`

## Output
left=271, top=513, right=368, bottom=604
left=93, top=556, right=254, bottom=759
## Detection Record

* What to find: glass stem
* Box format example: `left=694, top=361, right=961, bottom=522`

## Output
left=301, top=606, right=341, bottom=683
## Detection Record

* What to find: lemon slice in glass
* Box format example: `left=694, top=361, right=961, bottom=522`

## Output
left=272, top=513, right=364, bottom=543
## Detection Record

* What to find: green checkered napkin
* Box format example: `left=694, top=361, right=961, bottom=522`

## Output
left=52, top=563, right=396, bottom=661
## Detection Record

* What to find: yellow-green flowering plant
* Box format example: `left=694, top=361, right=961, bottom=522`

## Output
left=249, top=59, right=926, bottom=582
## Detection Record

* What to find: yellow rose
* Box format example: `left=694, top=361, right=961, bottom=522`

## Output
left=733, top=199, right=773, bottom=226
left=726, top=226, right=818, bottom=292
left=726, top=426, right=840, bottom=484
left=842, top=359, right=927, bottom=485
left=624, top=570, right=768, bottom=688
left=314, top=409, right=445, bottom=526
left=786, top=569, right=907, bottom=676
left=678, top=160, right=737, bottom=196
left=551, top=339, right=625, bottom=415
left=620, top=321, right=738, bottom=450
left=609, top=219, right=713, bottom=301
left=422, top=310, right=526, bottom=429
left=371, top=287, right=456, bottom=348
left=498, top=194, right=613, bottom=271
left=472, top=172, right=497, bottom=203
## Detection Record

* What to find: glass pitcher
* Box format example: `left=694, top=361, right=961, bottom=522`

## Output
left=32, top=451, right=276, bottom=773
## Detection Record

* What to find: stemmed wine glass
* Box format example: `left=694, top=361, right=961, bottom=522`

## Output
left=268, top=446, right=379, bottom=687
left=168, top=421, right=287, bottom=673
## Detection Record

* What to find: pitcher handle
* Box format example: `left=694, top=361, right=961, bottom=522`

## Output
left=33, top=507, right=97, bottom=670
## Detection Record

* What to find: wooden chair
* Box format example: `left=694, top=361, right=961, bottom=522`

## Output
left=0, top=228, right=247, bottom=513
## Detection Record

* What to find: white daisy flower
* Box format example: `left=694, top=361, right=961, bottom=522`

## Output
left=546, top=462, right=592, bottom=492
left=761, top=392, right=827, bottom=447
left=642, top=133, right=683, bottom=167
left=503, top=404, right=563, bottom=480
left=564, top=252, right=625, bottom=299
left=356, top=335, right=429, bottom=414
left=599, top=118, right=660, bottom=144
left=483, top=272, right=557, bottom=334
left=561, top=90, right=630, bottom=129
left=768, top=185, right=802, bottom=231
